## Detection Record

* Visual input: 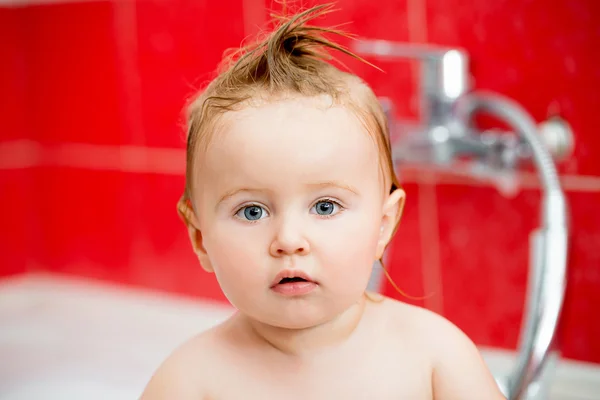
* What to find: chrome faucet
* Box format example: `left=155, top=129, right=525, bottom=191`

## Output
left=354, top=40, right=470, bottom=126
left=354, top=38, right=571, bottom=400
left=355, top=39, right=573, bottom=175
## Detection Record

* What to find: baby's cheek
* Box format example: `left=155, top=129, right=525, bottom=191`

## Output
left=210, top=248, right=266, bottom=308
left=207, top=230, right=262, bottom=272
left=333, top=213, right=381, bottom=256
left=325, top=232, right=376, bottom=272
left=339, top=225, right=381, bottom=278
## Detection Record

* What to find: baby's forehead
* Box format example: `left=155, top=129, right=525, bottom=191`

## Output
left=208, top=98, right=375, bottom=159
left=194, top=99, right=387, bottom=194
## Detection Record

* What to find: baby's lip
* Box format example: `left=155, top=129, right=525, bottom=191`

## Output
left=270, top=269, right=317, bottom=287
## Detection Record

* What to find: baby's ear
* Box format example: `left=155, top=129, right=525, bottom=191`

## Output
left=375, top=188, right=406, bottom=259
left=177, top=198, right=214, bottom=273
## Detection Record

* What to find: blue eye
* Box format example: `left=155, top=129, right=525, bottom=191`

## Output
left=236, top=205, right=267, bottom=221
left=311, top=200, right=340, bottom=216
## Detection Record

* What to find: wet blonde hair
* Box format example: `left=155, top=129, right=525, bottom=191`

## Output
left=179, top=3, right=418, bottom=299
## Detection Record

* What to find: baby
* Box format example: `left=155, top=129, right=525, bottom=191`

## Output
left=140, top=4, right=506, bottom=400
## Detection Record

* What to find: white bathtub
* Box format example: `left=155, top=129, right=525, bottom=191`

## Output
left=0, top=274, right=598, bottom=400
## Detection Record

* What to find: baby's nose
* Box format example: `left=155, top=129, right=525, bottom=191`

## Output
left=269, top=219, right=310, bottom=257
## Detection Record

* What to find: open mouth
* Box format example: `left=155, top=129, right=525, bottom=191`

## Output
left=272, top=273, right=317, bottom=296
left=279, top=277, right=308, bottom=284
left=270, top=270, right=317, bottom=296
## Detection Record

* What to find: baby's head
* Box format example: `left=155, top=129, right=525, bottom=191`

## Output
left=178, top=4, right=405, bottom=329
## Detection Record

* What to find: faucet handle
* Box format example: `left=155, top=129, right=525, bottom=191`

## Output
left=353, top=39, right=470, bottom=125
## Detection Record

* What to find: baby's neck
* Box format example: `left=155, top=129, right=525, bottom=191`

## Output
left=242, top=295, right=368, bottom=357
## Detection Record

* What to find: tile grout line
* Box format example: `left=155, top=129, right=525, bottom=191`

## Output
left=2, top=140, right=600, bottom=192
left=407, top=0, right=428, bottom=120
left=242, top=0, right=267, bottom=40
left=111, top=0, right=145, bottom=148
left=407, top=0, right=428, bottom=44
left=408, top=0, right=446, bottom=316
left=417, top=174, right=444, bottom=315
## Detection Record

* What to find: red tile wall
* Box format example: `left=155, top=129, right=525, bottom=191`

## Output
left=1, top=0, right=599, bottom=364
left=0, top=7, right=29, bottom=277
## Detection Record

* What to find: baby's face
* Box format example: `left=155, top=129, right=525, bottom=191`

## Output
left=190, top=96, right=398, bottom=329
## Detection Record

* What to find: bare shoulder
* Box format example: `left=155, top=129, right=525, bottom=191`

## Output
left=374, top=295, right=466, bottom=339
left=138, top=321, right=230, bottom=400
left=381, top=297, right=477, bottom=348
left=379, top=297, right=506, bottom=399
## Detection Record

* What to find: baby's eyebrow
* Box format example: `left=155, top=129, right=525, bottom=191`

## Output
left=307, top=181, right=359, bottom=195
left=217, top=188, right=269, bottom=206
left=216, top=182, right=358, bottom=207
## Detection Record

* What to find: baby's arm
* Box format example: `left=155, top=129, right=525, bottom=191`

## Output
left=428, top=314, right=507, bottom=399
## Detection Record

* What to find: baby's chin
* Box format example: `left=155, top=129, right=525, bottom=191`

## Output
left=269, top=316, right=329, bottom=331
left=230, top=302, right=328, bottom=330
left=244, top=301, right=359, bottom=332
left=250, top=310, right=333, bottom=331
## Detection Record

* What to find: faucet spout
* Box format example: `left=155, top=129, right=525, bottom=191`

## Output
left=355, top=39, right=470, bottom=128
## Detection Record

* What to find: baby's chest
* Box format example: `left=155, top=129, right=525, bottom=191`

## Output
left=210, top=352, right=432, bottom=400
